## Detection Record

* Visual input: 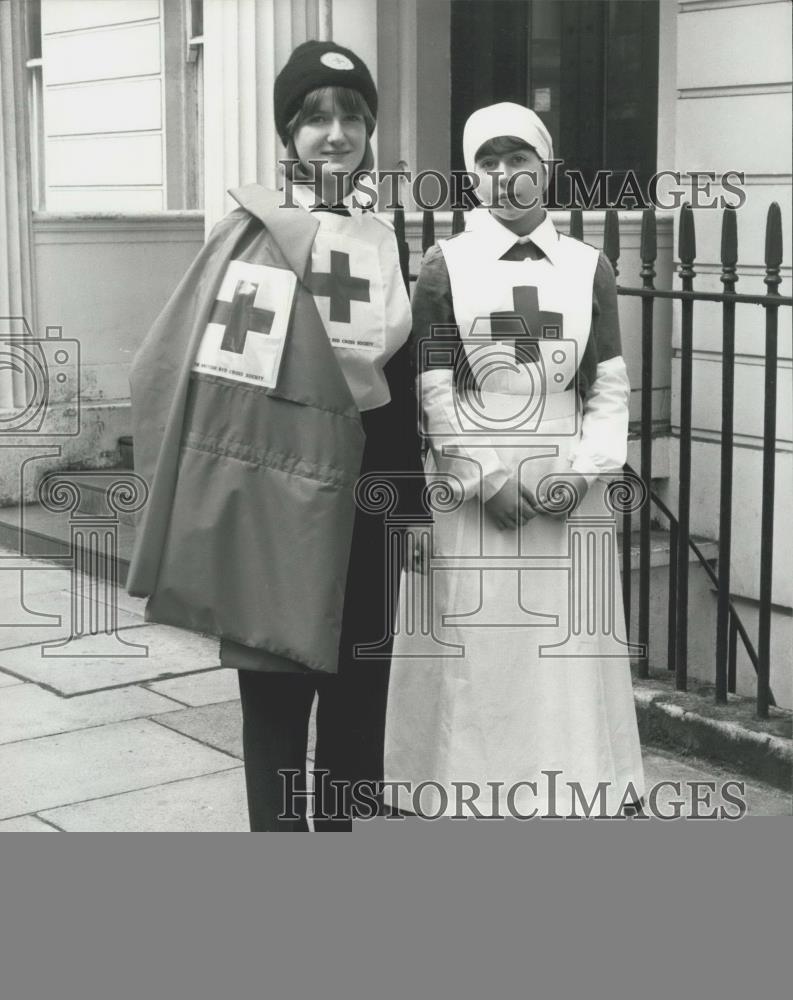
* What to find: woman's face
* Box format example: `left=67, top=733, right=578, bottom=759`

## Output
left=292, top=91, right=367, bottom=186
left=474, top=146, right=546, bottom=222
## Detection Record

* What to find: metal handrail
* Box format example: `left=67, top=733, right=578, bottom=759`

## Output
left=636, top=471, right=776, bottom=707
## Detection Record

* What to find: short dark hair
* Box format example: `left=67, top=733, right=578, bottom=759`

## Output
left=474, top=135, right=539, bottom=162
left=285, top=86, right=376, bottom=138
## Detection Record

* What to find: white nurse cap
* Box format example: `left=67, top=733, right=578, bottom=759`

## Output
left=463, top=102, right=554, bottom=175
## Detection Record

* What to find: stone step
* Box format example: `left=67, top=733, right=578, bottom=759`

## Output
left=633, top=672, right=793, bottom=793
left=0, top=500, right=136, bottom=586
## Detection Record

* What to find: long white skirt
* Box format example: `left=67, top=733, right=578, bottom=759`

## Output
left=384, top=393, right=645, bottom=819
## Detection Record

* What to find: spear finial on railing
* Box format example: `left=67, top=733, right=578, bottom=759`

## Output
left=603, top=208, right=620, bottom=277
left=678, top=203, right=696, bottom=282
left=569, top=207, right=584, bottom=241
left=393, top=199, right=410, bottom=291
left=720, top=206, right=738, bottom=290
left=452, top=207, right=465, bottom=235
left=393, top=199, right=405, bottom=242
left=422, top=208, right=435, bottom=253
left=640, top=208, right=657, bottom=286
left=764, top=202, right=783, bottom=295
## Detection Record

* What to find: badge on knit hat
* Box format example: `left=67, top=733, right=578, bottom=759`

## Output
left=320, top=52, right=354, bottom=71
left=273, top=40, right=378, bottom=146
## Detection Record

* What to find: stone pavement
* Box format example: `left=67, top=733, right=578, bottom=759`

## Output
left=0, top=557, right=789, bottom=830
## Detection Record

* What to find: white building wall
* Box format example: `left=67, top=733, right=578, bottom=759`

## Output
left=668, top=0, right=792, bottom=700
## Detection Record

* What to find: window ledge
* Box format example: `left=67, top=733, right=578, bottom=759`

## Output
left=33, top=210, right=204, bottom=225
left=31, top=211, right=206, bottom=245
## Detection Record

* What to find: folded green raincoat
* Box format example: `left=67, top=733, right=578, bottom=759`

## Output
left=126, top=185, right=366, bottom=674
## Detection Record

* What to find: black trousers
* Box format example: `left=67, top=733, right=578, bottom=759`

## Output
left=236, top=483, right=395, bottom=831
left=236, top=386, right=424, bottom=831
left=237, top=660, right=389, bottom=831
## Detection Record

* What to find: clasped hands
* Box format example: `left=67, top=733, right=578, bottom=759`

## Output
left=411, top=471, right=591, bottom=572
left=485, top=471, right=590, bottom=531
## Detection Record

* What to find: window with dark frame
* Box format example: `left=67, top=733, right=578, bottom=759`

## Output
left=450, top=0, right=660, bottom=208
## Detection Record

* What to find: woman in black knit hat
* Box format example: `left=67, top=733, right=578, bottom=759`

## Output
left=233, top=41, right=423, bottom=831
left=128, top=40, right=423, bottom=831
left=273, top=40, right=379, bottom=174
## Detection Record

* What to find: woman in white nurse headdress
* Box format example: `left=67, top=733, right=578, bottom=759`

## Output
left=384, top=102, right=646, bottom=821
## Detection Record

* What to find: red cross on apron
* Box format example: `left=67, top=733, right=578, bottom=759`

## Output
left=489, top=286, right=564, bottom=365
left=305, top=250, right=371, bottom=324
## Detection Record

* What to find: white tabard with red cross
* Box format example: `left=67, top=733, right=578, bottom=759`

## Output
left=301, top=209, right=412, bottom=412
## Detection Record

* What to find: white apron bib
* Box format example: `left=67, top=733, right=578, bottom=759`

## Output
left=291, top=186, right=412, bottom=412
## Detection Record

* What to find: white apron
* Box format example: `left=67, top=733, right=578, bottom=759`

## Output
left=290, top=184, right=412, bottom=412
left=384, top=219, right=645, bottom=819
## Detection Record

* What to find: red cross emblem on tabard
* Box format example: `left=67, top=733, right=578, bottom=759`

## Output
left=305, top=250, right=371, bottom=324
left=489, top=286, right=563, bottom=365
left=209, top=279, right=276, bottom=354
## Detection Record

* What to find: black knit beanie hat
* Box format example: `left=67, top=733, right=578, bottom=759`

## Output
left=274, top=40, right=378, bottom=146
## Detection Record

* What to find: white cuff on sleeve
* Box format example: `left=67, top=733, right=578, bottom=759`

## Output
left=568, top=355, right=630, bottom=477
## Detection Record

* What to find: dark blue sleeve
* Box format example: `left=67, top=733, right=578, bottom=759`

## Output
left=577, top=251, right=623, bottom=395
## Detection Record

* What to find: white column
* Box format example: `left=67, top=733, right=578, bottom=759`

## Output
left=203, top=0, right=346, bottom=233
left=330, top=0, right=378, bottom=164
left=318, top=0, right=333, bottom=40
left=203, top=0, right=277, bottom=233
left=0, top=0, right=37, bottom=408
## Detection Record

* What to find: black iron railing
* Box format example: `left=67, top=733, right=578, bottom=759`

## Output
left=393, top=201, right=792, bottom=718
